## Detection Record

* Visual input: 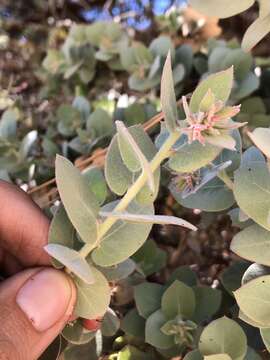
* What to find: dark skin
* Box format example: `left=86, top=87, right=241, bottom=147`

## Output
left=0, top=180, right=50, bottom=275
left=0, top=180, right=77, bottom=360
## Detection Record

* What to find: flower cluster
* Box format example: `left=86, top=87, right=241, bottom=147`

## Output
left=181, top=91, right=242, bottom=145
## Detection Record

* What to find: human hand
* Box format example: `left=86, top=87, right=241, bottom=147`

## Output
left=0, top=180, right=77, bottom=359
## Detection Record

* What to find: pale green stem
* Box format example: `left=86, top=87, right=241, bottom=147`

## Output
left=218, top=169, right=234, bottom=190
left=79, top=130, right=181, bottom=258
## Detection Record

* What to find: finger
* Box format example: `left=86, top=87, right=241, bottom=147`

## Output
left=0, top=180, right=50, bottom=267
left=0, top=267, right=76, bottom=360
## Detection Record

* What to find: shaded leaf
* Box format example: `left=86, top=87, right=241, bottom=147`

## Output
left=192, top=287, right=222, bottom=323
left=145, top=310, right=175, bottom=349
left=121, top=308, right=145, bottom=339
left=161, top=280, right=195, bottom=319
left=134, top=282, right=164, bottom=319
left=101, top=308, right=120, bottom=337
left=62, top=320, right=95, bottom=345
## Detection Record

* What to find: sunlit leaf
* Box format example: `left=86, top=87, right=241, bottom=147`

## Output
left=44, top=244, right=94, bottom=284
left=234, top=275, right=270, bottom=327
left=190, top=68, right=233, bottom=113
left=56, top=155, right=99, bottom=244
left=189, top=0, right=254, bottom=19
left=75, top=267, right=110, bottom=319
left=242, top=15, right=270, bottom=52
left=199, top=317, right=247, bottom=360
left=160, top=51, right=178, bottom=132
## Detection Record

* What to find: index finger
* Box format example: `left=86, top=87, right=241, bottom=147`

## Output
left=0, top=180, right=50, bottom=267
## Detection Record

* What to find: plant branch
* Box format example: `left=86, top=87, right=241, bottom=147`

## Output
left=79, top=130, right=181, bottom=258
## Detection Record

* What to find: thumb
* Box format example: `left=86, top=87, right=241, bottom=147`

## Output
left=0, top=267, right=76, bottom=360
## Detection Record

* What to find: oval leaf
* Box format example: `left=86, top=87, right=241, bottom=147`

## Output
left=55, top=155, right=99, bottom=244
left=231, top=224, right=270, bottom=266
left=75, top=267, right=110, bottom=319
left=105, top=134, right=133, bottom=196
left=199, top=317, right=247, bottom=360
left=234, top=162, right=270, bottom=231
left=44, top=244, right=94, bottom=284
left=92, top=201, right=154, bottom=266
left=161, top=280, right=195, bottom=319
left=190, top=68, right=233, bottom=113
left=248, top=128, right=270, bottom=159
left=234, top=275, right=270, bottom=327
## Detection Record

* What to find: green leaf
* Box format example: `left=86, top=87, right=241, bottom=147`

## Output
left=134, top=282, right=164, bottom=319
left=190, top=68, right=234, bottom=113
left=72, top=96, right=90, bottom=121
left=74, top=267, right=110, bottom=319
left=242, top=15, right=270, bottom=52
left=97, top=259, right=136, bottom=281
left=192, top=287, right=221, bottom=323
left=116, top=122, right=155, bottom=192
left=161, top=280, right=195, bottom=319
left=87, top=108, right=113, bottom=137
left=56, top=155, right=99, bottom=244
left=121, top=308, right=145, bottom=339
left=234, top=275, right=270, bottom=327
left=92, top=201, right=154, bottom=266
left=0, top=108, right=18, bottom=139
left=189, top=0, right=254, bottom=19
left=105, top=134, right=133, bottom=196
left=169, top=141, right=221, bottom=173
left=132, top=239, right=167, bottom=277
left=204, top=134, right=236, bottom=151
left=241, top=263, right=270, bottom=285
left=199, top=317, right=247, bottom=360
left=171, top=177, right=235, bottom=212
left=234, top=162, right=270, bottom=231
left=160, top=51, right=178, bottom=132
left=101, top=308, right=120, bottom=337
left=184, top=350, right=203, bottom=360
left=48, top=205, right=76, bottom=269
left=248, top=128, right=270, bottom=159
left=221, top=261, right=249, bottom=295
left=62, top=320, right=95, bottom=345
left=44, top=244, right=94, bottom=284
left=63, top=340, right=98, bottom=360
left=100, top=211, right=197, bottom=231
left=167, top=266, right=198, bottom=287
left=260, top=328, right=270, bottom=352
left=145, top=310, right=175, bottom=349
left=244, top=347, right=261, bottom=360
left=124, top=103, right=146, bottom=126
left=150, top=36, right=175, bottom=58
left=239, top=310, right=269, bottom=329
left=199, top=89, right=216, bottom=112
left=82, top=166, right=107, bottom=205
left=204, top=356, right=232, bottom=360
left=231, top=224, right=270, bottom=266
left=118, top=345, right=154, bottom=360
left=117, top=124, right=157, bottom=173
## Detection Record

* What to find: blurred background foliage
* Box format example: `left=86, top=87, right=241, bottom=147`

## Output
left=1, top=1, right=270, bottom=358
